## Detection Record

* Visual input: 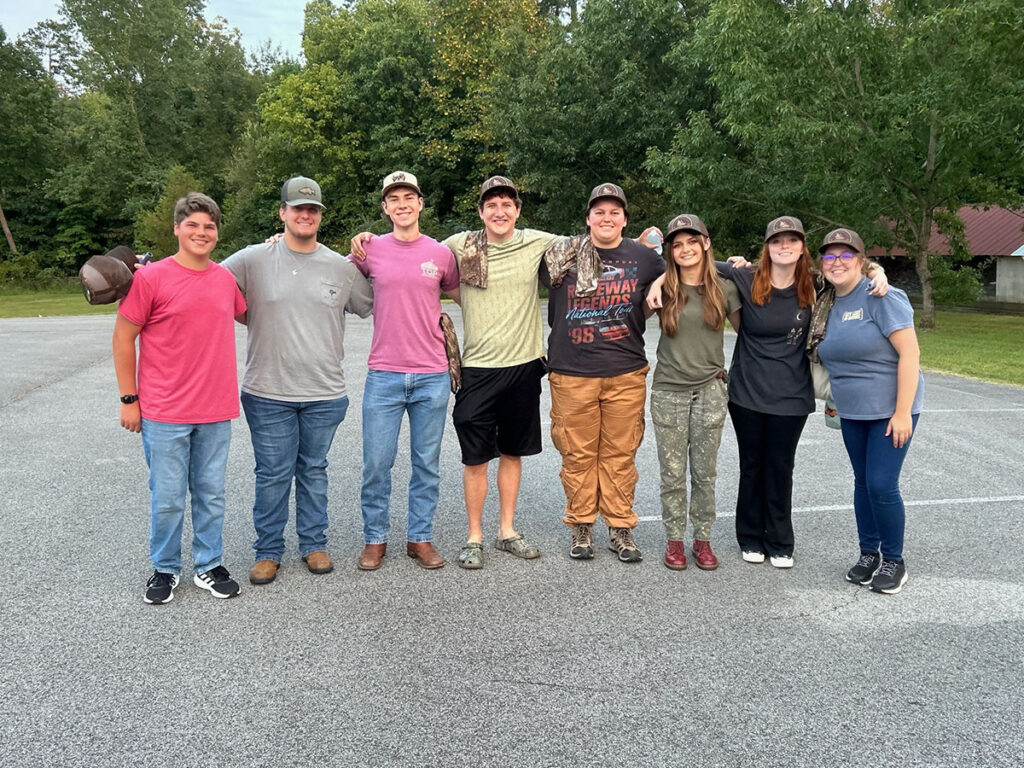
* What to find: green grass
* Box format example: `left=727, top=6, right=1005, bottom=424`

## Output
left=917, top=311, right=1023, bottom=387
left=0, top=287, right=118, bottom=318
left=1, top=290, right=1020, bottom=386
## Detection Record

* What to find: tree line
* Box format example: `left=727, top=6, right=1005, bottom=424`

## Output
left=2, top=0, right=1022, bottom=327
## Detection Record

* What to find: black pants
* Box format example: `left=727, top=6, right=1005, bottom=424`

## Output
left=728, top=401, right=808, bottom=557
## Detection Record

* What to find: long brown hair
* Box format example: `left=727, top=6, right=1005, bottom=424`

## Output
left=661, top=235, right=727, bottom=337
left=751, top=241, right=816, bottom=307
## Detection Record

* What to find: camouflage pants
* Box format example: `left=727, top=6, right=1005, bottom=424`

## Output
left=651, top=379, right=729, bottom=541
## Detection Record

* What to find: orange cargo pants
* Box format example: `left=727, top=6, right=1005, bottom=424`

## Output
left=548, top=367, right=649, bottom=529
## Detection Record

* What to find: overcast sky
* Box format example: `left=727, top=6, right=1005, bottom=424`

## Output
left=0, top=0, right=309, bottom=57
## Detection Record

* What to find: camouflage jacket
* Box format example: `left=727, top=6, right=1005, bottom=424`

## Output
left=806, top=273, right=834, bottom=363
left=543, top=235, right=602, bottom=298
left=458, top=230, right=490, bottom=289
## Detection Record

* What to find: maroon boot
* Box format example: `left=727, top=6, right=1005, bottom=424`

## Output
left=692, top=539, right=719, bottom=570
left=664, top=540, right=687, bottom=570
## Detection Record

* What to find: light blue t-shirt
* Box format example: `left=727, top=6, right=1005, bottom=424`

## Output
left=817, top=278, right=924, bottom=420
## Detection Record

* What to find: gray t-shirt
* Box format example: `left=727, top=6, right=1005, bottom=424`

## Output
left=221, top=241, right=373, bottom=402
left=653, top=281, right=742, bottom=391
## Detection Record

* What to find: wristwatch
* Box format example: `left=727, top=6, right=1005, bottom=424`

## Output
left=120, top=394, right=139, bottom=404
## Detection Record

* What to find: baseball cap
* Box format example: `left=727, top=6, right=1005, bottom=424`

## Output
left=79, top=246, right=139, bottom=305
left=764, top=215, right=805, bottom=242
left=381, top=170, right=421, bottom=198
left=587, top=182, right=627, bottom=211
left=665, top=213, right=709, bottom=241
left=818, top=227, right=865, bottom=255
left=478, top=175, right=519, bottom=206
left=281, top=177, right=325, bottom=209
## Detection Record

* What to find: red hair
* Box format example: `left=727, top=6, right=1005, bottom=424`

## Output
left=751, top=242, right=815, bottom=308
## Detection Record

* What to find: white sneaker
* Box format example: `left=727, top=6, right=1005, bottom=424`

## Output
left=770, top=554, right=794, bottom=569
left=741, top=550, right=765, bottom=564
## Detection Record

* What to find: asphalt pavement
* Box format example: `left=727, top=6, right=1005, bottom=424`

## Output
left=1, top=307, right=1022, bottom=767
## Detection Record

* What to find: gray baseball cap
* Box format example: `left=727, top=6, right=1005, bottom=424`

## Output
left=381, top=170, right=421, bottom=198
left=665, top=213, right=709, bottom=241
left=764, top=215, right=805, bottom=242
left=281, top=176, right=325, bottom=209
left=587, top=182, right=627, bottom=211
left=818, top=227, right=865, bottom=255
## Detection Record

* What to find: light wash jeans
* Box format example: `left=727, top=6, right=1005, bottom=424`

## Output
left=141, top=418, right=232, bottom=575
left=361, top=370, right=450, bottom=544
left=241, top=392, right=349, bottom=562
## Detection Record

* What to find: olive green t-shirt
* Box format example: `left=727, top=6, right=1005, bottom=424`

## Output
left=652, top=281, right=742, bottom=390
left=443, top=228, right=561, bottom=368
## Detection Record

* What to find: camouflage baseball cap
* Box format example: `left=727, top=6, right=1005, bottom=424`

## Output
left=478, top=175, right=519, bottom=206
left=665, top=213, right=709, bottom=241
left=764, top=215, right=805, bottom=242
left=381, top=170, right=421, bottom=198
left=818, top=227, right=865, bottom=255
left=281, top=176, right=325, bottom=209
left=587, top=182, right=627, bottom=211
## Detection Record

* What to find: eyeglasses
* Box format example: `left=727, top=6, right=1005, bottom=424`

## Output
left=821, top=251, right=857, bottom=262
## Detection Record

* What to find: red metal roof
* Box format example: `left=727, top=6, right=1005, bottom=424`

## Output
left=867, top=206, right=1024, bottom=258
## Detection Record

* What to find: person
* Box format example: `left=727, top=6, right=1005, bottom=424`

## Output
left=649, top=214, right=741, bottom=571
left=350, top=171, right=460, bottom=571
left=812, top=227, right=923, bottom=594
left=221, top=177, right=373, bottom=585
left=649, top=215, right=887, bottom=568
left=542, top=183, right=664, bottom=563
left=113, top=192, right=246, bottom=604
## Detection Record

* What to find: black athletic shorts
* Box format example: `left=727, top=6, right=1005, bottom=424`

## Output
left=452, top=358, right=545, bottom=466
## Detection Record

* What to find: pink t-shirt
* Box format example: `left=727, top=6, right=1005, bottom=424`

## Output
left=118, top=257, right=246, bottom=423
left=351, top=234, right=459, bottom=373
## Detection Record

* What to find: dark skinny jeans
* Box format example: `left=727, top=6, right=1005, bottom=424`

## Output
left=839, top=414, right=919, bottom=562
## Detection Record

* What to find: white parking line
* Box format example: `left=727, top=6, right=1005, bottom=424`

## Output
left=635, top=494, right=1024, bottom=522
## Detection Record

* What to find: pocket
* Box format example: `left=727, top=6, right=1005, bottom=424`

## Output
left=699, top=379, right=729, bottom=430
left=650, top=391, right=680, bottom=429
left=550, top=414, right=571, bottom=457
left=320, top=280, right=342, bottom=308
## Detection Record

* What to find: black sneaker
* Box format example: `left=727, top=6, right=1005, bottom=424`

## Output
left=869, top=559, right=908, bottom=594
left=193, top=565, right=241, bottom=599
left=845, top=551, right=881, bottom=585
left=144, top=571, right=180, bottom=605
left=570, top=523, right=594, bottom=560
left=608, top=526, right=643, bottom=563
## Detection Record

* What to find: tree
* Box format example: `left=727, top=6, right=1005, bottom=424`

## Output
left=647, top=0, right=1024, bottom=327
left=0, top=28, right=60, bottom=256
left=494, top=0, right=712, bottom=235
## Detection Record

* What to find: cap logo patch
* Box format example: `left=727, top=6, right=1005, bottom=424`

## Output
left=777, top=218, right=793, bottom=230
left=391, top=173, right=405, bottom=182
left=833, top=229, right=850, bottom=241
left=601, top=185, right=615, bottom=195
left=298, top=186, right=316, bottom=197
left=678, top=216, right=690, bottom=227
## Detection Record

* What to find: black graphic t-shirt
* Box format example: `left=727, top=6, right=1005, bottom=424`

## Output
left=544, top=239, right=664, bottom=377
left=720, top=264, right=814, bottom=416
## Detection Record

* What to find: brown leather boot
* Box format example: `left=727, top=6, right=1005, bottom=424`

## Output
left=406, top=541, right=445, bottom=569
left=249, top=559, right=279, bottom=585
left=303, top=551, right=334, bottom=574
left=358, top=543, right=387, bottom=571
left=663, top=540, right=687, bottom=570
left=692, top=539, right=719, bottom=570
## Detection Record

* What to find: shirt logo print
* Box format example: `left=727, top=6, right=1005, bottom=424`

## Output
left=421, top=260, right=439, bottom=279
left=842, top=308, right=864, bottom=322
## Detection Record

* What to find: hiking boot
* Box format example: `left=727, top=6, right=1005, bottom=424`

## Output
left=691, top=539, right=719, bottom=570
left=845, top=551, right=881, bottom=585
left=249, top=559, right=279, bottom=585
left=569, top=524, right=594, bottom=560
left=193, top=565, right=241, bottom=599
left=869, top=559, right=908, bottom=594
left=663, top=540, right=687, bottom=570
left=608, top=526, right=643, bottom=563
left=144, top=571, right=179, bottom=605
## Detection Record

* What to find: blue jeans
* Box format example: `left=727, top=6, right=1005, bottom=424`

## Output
left=361, top=371, right=450, bottom=544
left=241, top=392, right=349, bottom=562
left=839, top=414, right=920, bottom=561
left=141, top=418, right=232, bottom=575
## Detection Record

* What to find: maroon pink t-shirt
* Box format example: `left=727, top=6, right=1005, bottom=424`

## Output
left=351, top=234, right=459, bottom=373
left=118, top=257, right=246, bottom=423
